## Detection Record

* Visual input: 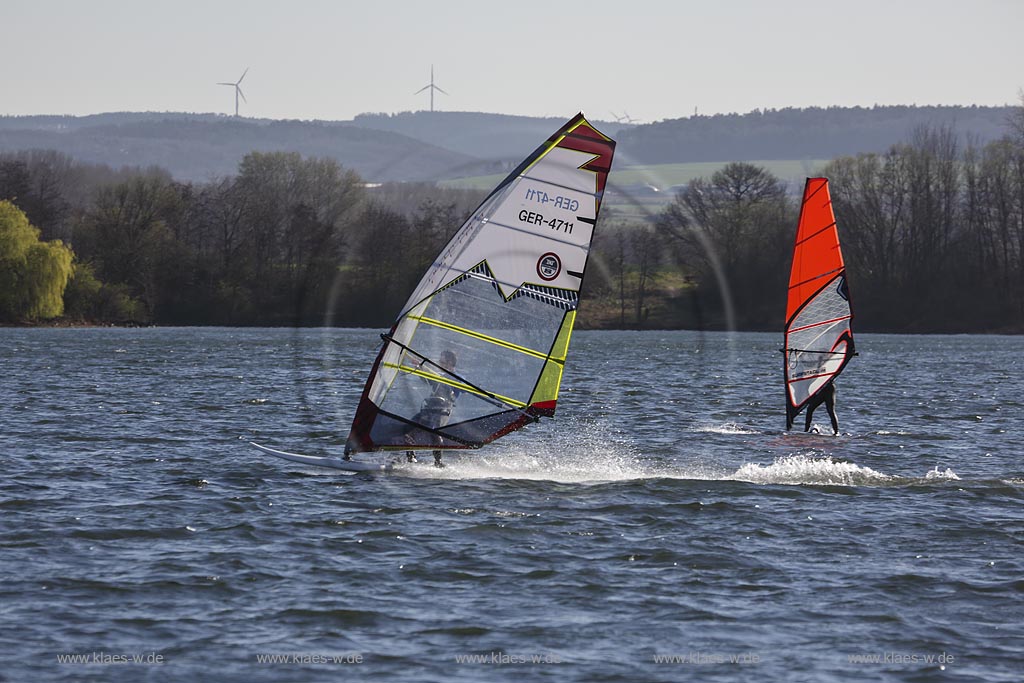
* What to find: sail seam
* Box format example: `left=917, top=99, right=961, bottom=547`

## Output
left=380, top=333, right=538, bottom=418
left=383, top=362, right=528, bottom=408
left=480, top=216, right=590, bottom=250
left=786, top=369, right=839, bottom=383
left=785, top=348, right=847, bottom=355
left=408, top=315, right=556, bottom=362
left=788, top=266, right=843, bottom=291
left=794, top=221, right=839, bottom=247
left=802, top=179, right=828, bottom=205
left=788, top=314, right=852, bottom=334
left=522, top=173, right=602, bottom=199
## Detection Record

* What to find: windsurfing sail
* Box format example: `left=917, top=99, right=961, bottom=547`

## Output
left=784, top=177, right=855, bottom=429
left=345, top=114, right=616, bottom=455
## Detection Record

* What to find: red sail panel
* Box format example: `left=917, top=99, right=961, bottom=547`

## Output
left=786, top=178, right=844, bottom=323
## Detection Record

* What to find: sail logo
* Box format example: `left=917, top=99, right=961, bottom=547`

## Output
left=537, top=253, right=561, bottom=281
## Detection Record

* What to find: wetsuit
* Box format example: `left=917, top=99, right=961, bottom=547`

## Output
left=804, top=382, right=838, bottom=434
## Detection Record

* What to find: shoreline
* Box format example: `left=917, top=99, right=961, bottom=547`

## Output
left=3, top=320, right=1021, bottom=335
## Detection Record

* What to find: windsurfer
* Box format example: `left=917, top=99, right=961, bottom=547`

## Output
left=405, top=349, right=459, bottom=467
left=803, top=381, right=839, bottom=435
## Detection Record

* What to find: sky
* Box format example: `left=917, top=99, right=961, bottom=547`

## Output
left=3, top=0, right=1022, bottom=123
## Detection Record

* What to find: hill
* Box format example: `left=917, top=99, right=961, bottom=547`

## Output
left=353, top=111, right=632, bottom=160
left=0, top=105, right=1017, bottom=183
left=616, top=105, right=1015, bottom=165
left=0, top=115, right=483, bottom=182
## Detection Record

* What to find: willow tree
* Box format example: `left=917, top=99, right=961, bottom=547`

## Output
left=0, top=200, right=74, bottom=320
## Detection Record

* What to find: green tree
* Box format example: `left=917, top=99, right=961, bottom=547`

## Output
left=233, top=151, right=365, bottom=323
left=74, top=172, right=183, bottom=320
left=0, top=200, right=74, bottom=320
left=657, top=162, right=791, bottom=329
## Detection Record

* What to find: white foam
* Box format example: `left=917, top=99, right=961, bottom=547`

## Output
left=380, top=420, right=961, bottom=488
left=692, top=423, right=760, bottom=435
left=397, top=451, right=654, bottom=483
left=393, top=418, right=656, bottom=483
left=924, top=466, right=961, bottom=480
left=727, top=454, right=894, bottom=486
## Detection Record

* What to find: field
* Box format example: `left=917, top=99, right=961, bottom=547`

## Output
left=440, top=160, right=828, bottom=191
left=440, top=160, right=829, bottom=219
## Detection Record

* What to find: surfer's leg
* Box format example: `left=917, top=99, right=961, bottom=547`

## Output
left=825, top=394, right=839, bottom=434
left=804, top=404, right=815, bottom=432
left=433, top=450, right=444, bottom=468
left=406, top=451, right=418, bottom=463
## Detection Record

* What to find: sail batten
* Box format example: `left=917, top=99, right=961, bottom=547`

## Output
left=409, top=316, right=557, bottom=362
left=794, top=221, right=839, bottom=246
left=480, top=217, right=592, bottom=250
left=788, top=266, right=844, bottom=290
left=346, top=114, right=616, bottom=455
left=789, top=314, right=853, bottom=334
left=784, top=177, right=856, bottom=430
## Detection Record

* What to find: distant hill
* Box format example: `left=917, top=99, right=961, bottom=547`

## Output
left=616, top=105, right=1017, bottom=165
left=0, top=111, right=227, bottom=131
left=0, top=115, right=484, bottom=182
left=353, top=111, right=632, bottom=161
left=0, top=105, right=1016, bottom=183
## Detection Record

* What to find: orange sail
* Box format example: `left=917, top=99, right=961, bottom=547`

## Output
left=784, top=178, right=855, bottom=429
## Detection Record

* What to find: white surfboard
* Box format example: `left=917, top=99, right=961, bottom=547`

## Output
left=251, top=442, right=394, bottom=473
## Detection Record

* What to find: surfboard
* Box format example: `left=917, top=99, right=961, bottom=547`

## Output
left=251, top=442, right=394, bottom=473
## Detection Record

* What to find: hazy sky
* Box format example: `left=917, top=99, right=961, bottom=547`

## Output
left=4, top=0, right=1021, bottom=123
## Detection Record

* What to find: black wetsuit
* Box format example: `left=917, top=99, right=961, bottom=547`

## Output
left=804, top=382, right=838, bottom=434
left=405, top=381, right=457, bottom=467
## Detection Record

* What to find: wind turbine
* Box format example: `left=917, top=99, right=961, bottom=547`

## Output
left=414, top=65, right=447, bottom=112
left=218, top=68, right=249, bottom=117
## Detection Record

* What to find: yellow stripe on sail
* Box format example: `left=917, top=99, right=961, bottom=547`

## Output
left=383, top=362, right=528, bottom=409
left=529, top=310, right=576, bottom=405
left=408, top=315, right=559, bottom=364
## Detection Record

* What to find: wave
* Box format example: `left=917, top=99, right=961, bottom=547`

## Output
left=692, top=422, right=760, bottom=435
left=396, top=451, right=966, bottom=489
left=924, top=466, right=961, bottom=481
left=395, top=447, right=655, bottom=483
left=727, top=454, right=894, bottom=486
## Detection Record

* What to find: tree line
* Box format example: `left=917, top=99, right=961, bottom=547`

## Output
left=0, top=149, right=488, bottom=326
left=631, top=113, right=1024, bottom=333
left=618, top=105, right=1014, bottom=164
left=1, top=107, right=1022, bottom=333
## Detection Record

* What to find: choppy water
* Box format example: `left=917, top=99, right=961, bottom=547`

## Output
left=2, top=328, right=1023, bottom=682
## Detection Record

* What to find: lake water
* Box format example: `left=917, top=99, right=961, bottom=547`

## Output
left=2, top=327, right=1022, bottom=682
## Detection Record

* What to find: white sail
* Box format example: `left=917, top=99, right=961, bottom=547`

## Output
left=347, top=114, right=616, bottom=454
